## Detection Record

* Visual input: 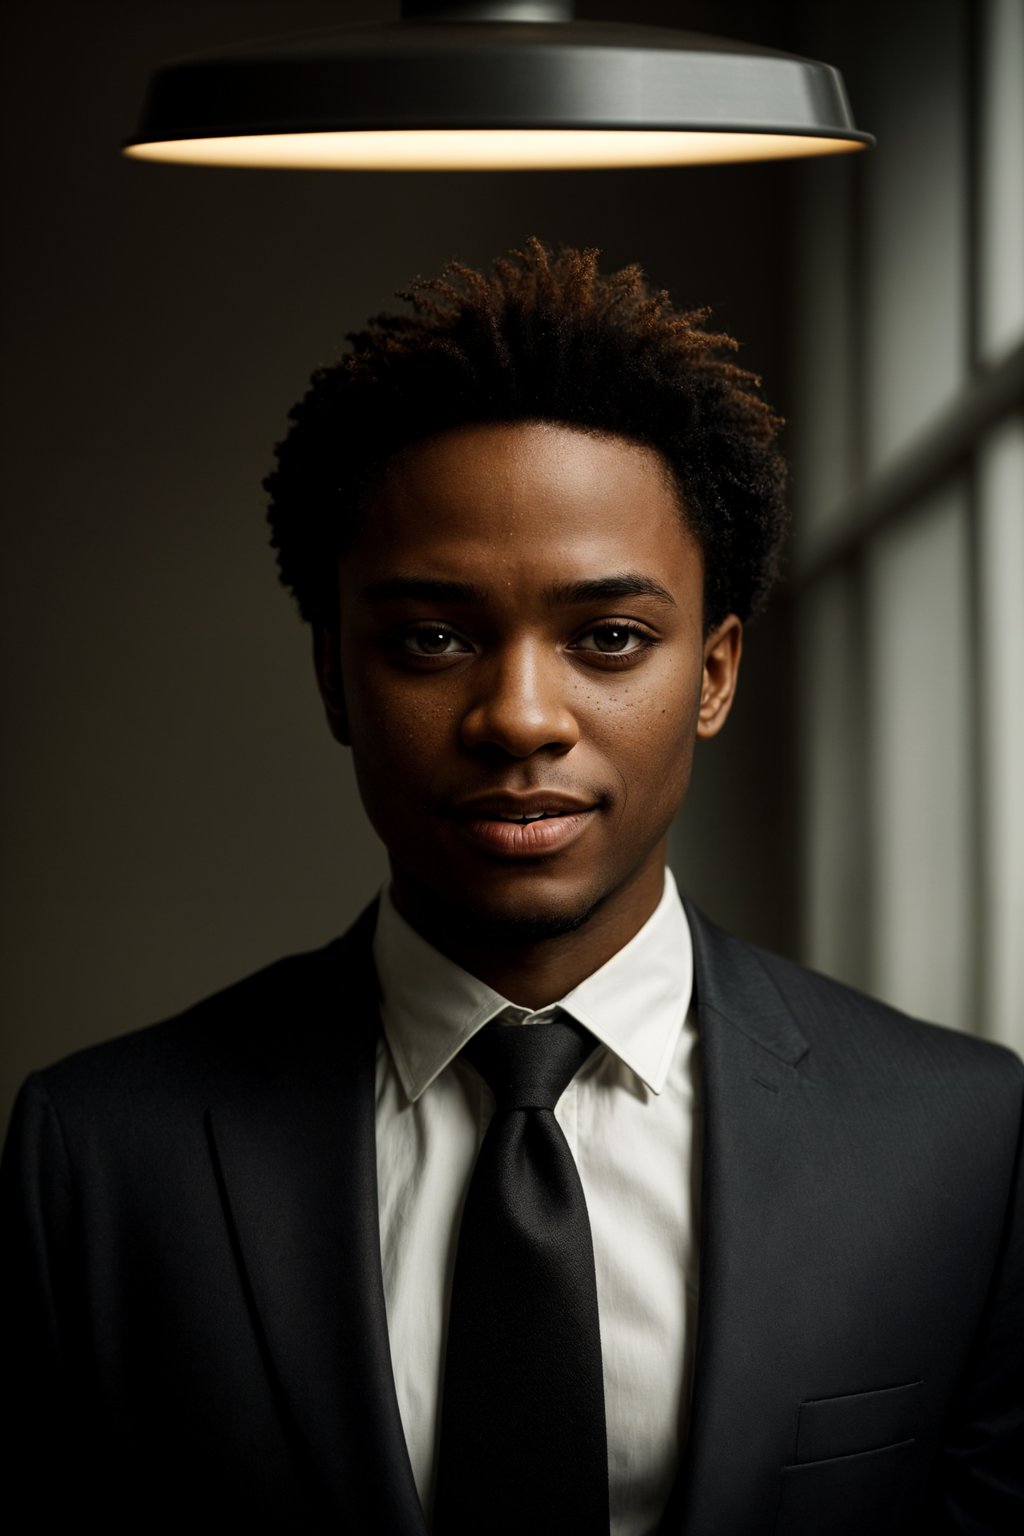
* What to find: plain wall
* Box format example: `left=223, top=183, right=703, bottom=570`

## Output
left=1, top=0, right=807, bottom=1124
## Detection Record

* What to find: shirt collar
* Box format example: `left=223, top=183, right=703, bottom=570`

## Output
left=372, top=868, right=693, bottom=1102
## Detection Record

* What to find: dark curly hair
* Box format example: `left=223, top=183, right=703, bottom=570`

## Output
left=265, top=238, right=787, bottom=632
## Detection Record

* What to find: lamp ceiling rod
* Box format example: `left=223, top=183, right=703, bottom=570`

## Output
left=400, top=2, right=574, bottom=19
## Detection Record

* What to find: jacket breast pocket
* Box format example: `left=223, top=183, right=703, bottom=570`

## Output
left=774, top=1381, right=924, bottom=1536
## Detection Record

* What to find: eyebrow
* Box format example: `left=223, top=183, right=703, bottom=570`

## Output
left=552, top=575, right=677, bottom=608
left=357, top=573, right=677, bottom=608
left=359, top=576, right=482, bottom=606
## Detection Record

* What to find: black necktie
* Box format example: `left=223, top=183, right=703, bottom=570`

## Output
left=433, top=1017, right=610, bottom=1536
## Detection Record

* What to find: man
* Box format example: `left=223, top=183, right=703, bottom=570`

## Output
left=2, top=240, right=1021, bottom=1535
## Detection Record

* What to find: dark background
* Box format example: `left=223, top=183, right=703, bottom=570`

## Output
left=1, top=1, right=855, bottom=1119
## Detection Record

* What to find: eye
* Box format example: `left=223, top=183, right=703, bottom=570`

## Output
left=573, top=622, right=653, bottom=657
left=399, top=626, right=472, bottom=658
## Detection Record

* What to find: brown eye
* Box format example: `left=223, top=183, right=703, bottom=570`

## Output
left=401, top=627, right=470, bottom=657
left=590, top=626, right=632, bottom=652
left=571, top=622, right=655, bottom=664
left=417, top=630, right=454, bottom=654
left=577, top=625, right=644, bottom=653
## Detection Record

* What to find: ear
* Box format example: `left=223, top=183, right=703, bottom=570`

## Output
left=313, top=625, right=351, bottom=745
left=696, top=613, right=743, bottom=740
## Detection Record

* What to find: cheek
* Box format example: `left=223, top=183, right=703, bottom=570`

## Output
left=342, top=667, right=458, bottom=807
left=629, top=665, right=703, bottom=794
left=577, top=677, right=698, bottom=830
left=598, top=657, right=702, bottom=749
left=343, top=653, right=437, bottom=746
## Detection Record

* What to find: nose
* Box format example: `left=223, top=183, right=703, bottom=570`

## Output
left=460, top=641, right=580, bottom=759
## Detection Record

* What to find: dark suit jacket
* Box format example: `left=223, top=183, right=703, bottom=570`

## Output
left=3, top=901, right=1022, bottom=1534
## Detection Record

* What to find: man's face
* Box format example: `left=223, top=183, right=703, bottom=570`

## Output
left=321, top=421, right=740, bottom=954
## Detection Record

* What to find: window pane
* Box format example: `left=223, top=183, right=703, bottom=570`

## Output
left=800, top=566, right=871, bottom=991
left=791, top=162, right=857, bottom=539
left=861, top=0, right=969, bottom=471
left=865, top=484, right=972, bottom=1027
left=979, top=0, right=1024, bottom=362
left=978, top=416, right=1024, bottom=1050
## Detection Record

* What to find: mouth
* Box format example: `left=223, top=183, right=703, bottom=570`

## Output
left=454, top=791, right=597, bottom=820
left=491, top=810, right=567, bottom=824
left=452, top=792, right=598, bottom=859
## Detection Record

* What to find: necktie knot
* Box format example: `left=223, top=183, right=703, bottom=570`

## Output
left=462, top=1017, right=597, bottom=1112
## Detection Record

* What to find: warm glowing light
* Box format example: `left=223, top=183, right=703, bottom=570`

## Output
left=123, top=128, right=868, bottom=172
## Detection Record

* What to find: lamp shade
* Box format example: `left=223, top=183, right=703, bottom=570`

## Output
left=123, top=2, right=872, bottom=171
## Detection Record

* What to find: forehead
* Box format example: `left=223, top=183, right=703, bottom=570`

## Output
left=347, top=420, right=697, bottom=578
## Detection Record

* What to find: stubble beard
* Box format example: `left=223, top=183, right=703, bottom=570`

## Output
left=453, top=892, right=602, bottom=948
left=397, top=863, right=608, bottom=955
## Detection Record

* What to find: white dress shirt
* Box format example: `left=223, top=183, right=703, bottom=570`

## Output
left=372, top=867, right=701, bottom=1536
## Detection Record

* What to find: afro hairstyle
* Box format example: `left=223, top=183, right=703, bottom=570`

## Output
left=265, top=237, right=788, bottom=633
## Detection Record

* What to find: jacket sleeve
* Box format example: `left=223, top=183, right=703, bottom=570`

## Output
left=0, top=1073, right=87, bottom=1509
left=927, top=1054, right=1024, bottom=1533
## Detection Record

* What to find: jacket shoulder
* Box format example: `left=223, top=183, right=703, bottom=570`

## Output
left=687, top=900, right=1023, bottom=1089
left=22, top=902, right=379, bottom=1119
left=765, top=940, right=1018, bottom=1071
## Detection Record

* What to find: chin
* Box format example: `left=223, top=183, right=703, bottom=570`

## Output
left=446, top=882, right=606, bottom=946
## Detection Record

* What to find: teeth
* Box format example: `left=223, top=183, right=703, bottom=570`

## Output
left=499, top=812, right=549, bottom=823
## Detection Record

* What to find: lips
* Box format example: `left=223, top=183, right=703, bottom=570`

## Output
left=451, top=791, right=598, bottom=858
left=453, top=791, right=597, bottom=822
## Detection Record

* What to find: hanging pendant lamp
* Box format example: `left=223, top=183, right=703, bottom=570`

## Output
left=123, top=1, right=872, bottom=172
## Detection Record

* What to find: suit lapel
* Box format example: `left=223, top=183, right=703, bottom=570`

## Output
left=207, top=905, right=427, bottom=1535
left=661, top=904, right=811, bottom=1535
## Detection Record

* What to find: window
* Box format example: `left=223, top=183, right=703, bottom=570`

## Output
left=791, top=0, right=1024, bottom=1049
